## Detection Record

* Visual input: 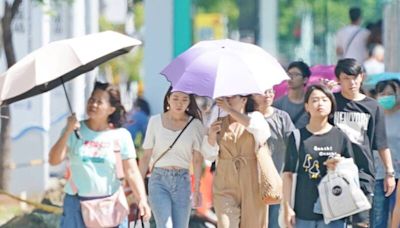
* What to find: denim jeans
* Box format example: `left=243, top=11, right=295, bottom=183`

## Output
left=60, top=194, right=128, bottom=228
left=295, top=218, right=346, bottom=228
left=269, top=204, right=280, bottom=228
left=148, top=168, right=192, bottom=228
left=371, top=179, right=398, bottom=228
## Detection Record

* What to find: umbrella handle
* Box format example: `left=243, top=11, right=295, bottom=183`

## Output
left=74, top=129, right=82, bottom=139
left=60, top=79, right=81, bottom=140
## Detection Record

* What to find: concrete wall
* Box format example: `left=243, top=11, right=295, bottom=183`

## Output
left=143, top=0, right=173, bottom=115
left=0, top=0, right=99, bottom=196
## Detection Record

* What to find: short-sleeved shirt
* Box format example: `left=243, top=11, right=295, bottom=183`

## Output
left=374, top=110, right=400, bottom=180
left=333, top=93, right=388, bottom=182
left=273, top=95, right=309, bottom=129
left=142, top=114, right=204, bottom=169
left=283, top=127, right=354, bottom=220
left=265, top=108, right=295, bottom=172
left=65, top=121, right=136, bottom=197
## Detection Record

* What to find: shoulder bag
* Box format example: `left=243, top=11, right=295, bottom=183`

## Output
left=256, top=143, right=283, bottom=205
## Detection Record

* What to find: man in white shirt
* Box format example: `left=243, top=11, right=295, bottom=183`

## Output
left=336, top=7, right=370, bottom=63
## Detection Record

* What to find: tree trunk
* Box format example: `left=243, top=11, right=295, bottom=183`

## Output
left=0, top=0, right=23, bottom=190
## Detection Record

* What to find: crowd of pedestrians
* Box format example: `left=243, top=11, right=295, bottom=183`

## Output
left=47, top=6, right=400, bottom=228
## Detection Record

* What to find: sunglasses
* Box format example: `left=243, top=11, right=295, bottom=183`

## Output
left=94, top=81, right=110, bottom=90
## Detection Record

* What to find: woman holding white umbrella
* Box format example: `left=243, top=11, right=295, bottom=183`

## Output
left=204, top=95, right=271, bottom=227
left=49, top=82, right=151, bottom=228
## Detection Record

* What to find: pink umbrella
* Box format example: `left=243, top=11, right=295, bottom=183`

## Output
left=273, top=64, right=338, bottom=100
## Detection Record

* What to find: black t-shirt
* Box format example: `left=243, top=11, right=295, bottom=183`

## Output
left=333, top=93, right=388, bottom=183
left=283, top=127, right=354, bottom=220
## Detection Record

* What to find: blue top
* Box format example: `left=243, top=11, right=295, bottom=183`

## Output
left=125, top=110, right=149, bottom=147
left=64, top=121, right=136, bottom=197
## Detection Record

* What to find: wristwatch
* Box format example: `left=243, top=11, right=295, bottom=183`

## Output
left=386, top=171, right=395, bottom=177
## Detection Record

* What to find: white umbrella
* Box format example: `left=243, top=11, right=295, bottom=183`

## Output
left=0, top=30, right=141, bottom=105
left=0, top=30, right=141, bottom=138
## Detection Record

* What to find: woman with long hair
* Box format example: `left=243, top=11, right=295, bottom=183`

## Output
left=204, top=94, right=271, bottom=227
left=139, top=87, right=210, bottom=227
left=49, top=82, right=151, bottom=228
left=282, top=84, right=354, bottom=228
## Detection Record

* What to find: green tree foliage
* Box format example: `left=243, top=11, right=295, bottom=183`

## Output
left=278, top=0, right=384, bottom=62
left=98, top=2, right=144, bottom=83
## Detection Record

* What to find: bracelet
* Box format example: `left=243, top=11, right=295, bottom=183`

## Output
left=386, top=171, right=395, bottom=177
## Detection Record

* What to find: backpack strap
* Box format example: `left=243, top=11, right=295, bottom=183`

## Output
left=292, top=108, right=305, bottom=125
left=113, top=139, right=125, bottom=180
left=344, top=28, right=362, bottom=56
left=293, top=128, right=301, bottom=172
left=67, top=160, right=79, bottom=194
left=289, top=128, right=301, bottom=207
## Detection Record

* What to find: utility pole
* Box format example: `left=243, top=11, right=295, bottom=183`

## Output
left=384, top=0, right=400, bottom=71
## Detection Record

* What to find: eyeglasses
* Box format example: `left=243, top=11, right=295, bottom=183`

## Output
left=287, top=72, right=303, bottom=78
left=264, top=89, right=275, bottom=95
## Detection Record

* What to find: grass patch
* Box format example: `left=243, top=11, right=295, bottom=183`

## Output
left=0, top=204, right=23, bottom=226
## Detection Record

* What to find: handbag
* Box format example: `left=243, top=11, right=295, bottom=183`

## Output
left=256, top=143, right=283, bottom=205
left=80, top=186, right=130, bottom=227
left=318, top=158, right=371, bottom=224
left=69, top=140, right=129, bottom=228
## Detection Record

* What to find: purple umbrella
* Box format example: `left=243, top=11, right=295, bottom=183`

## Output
left=161, top=39, right=288, bottom=98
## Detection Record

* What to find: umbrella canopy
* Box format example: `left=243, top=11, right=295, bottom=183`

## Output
left=161, top=39, right=288, bottom=98
left=273, top=64, right=338, bottom=100
left=0, top=31, right=142, bottom=105
left=363, top=72, right=400, bottom=90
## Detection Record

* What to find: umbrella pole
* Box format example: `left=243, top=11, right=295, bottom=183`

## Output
left=61, top=81, right=74, bottom=113
left=60, top=79, right=81, bottom=139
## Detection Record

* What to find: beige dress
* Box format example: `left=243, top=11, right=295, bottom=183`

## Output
left=213, top=116, right=267, bottom=228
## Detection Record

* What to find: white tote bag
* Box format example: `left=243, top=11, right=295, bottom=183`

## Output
left=318, top=158, right=371, bottom=224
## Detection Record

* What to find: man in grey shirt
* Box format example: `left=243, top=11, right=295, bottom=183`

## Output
left=274, top=61, right=311, bottom=128
left=250, top=89, right=295, bottom=228
left=265, top=108, right=296, bottom=172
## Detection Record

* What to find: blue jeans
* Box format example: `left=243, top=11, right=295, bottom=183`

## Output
left=60, top=194, right=128, bottom=228
left=295, top=218, right=346, bottom=228
left=372, top=179, right=398, bottom=228
left=148, top=168, right=192, bottom=228
left=269, top=204, right=280, bottom=228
